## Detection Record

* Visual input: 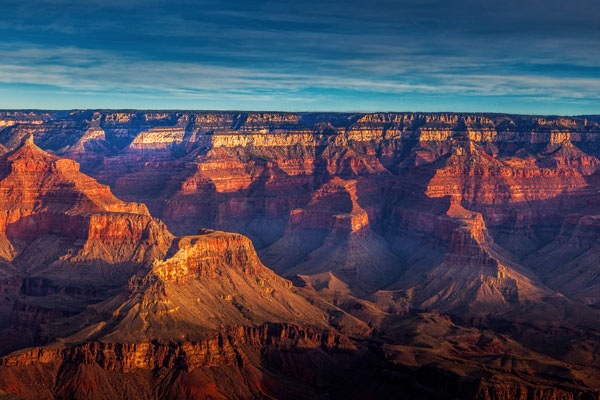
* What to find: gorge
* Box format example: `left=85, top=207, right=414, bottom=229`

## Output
left=0, top=111, right=599, bottom=399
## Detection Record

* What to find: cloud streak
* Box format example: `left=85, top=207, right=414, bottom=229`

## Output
left=0, top=0, right=598, bottom=113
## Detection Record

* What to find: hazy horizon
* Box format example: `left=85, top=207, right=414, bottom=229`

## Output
left=1, top=109, right=599, bottom=118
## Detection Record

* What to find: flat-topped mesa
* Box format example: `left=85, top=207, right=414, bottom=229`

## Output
left=61, top=227, right=329, bottom=343
left=150, top=229, right=266, bottom=283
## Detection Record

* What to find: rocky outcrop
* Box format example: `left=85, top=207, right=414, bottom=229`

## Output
left=1, top=111, right=600, bottom=398
left=262, top=177, right=400, bottom=293
left=0, top=135, right=176, bottom=355
left=0, top=131, right=354, bottom=399
left=5, top=111, right=600, bottom=304
left=51, top=228, right=330, bottom=344
left=0, top=323, right=356, bottom=400
left=411, top=203, right=554, bottom=316
left=0, top=134, right=172, bottom=286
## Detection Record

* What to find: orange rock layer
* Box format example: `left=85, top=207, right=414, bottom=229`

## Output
left=1, top=112, right=600, bottom=398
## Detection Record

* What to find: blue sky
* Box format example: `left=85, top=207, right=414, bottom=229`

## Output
left=0, top=0, right=598, bottom=114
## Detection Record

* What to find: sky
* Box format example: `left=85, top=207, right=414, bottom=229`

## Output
left=0, top=0, right=598, bottom=114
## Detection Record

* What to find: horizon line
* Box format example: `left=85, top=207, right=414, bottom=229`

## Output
left=1, top=109, right=599, bottom=118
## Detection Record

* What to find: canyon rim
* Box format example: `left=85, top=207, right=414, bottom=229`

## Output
left=0, top=112, right=598, bottom=399
left=1, top=0, right=599, bottom=398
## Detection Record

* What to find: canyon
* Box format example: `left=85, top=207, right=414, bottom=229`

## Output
left=0, top=111, right=599, bottom=398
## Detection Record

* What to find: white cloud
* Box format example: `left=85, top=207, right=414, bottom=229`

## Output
left=0, top=43, right=598, bottom=110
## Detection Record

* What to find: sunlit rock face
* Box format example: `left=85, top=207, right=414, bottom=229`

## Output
left=0, top=134, right=176, bottom=354
left=0, top=133, right=354, bottom=400
left=0, top=134, right=168, bottom=280
left=1, top=111, right=600, bottom=398
left=8, top=111, right=598, bottom=286
left=3, top=111, right=600, bottom=302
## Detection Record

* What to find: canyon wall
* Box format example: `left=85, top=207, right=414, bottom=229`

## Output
left=1, top=111, right=600, bottom=398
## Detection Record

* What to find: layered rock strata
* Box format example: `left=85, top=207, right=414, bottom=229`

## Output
left=1, top=112, right=600, bottom=398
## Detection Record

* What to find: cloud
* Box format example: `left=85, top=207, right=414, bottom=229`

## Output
left=0, top=43, right=598, bottom=107
left=0, top=0, right=598, bottom=113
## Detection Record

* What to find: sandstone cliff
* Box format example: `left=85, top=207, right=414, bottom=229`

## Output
left=0, top=135, right=365, bottom=399
left=1, top=111, right=600, bottom=398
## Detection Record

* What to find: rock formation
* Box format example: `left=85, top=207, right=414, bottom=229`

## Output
left=0, top=111, right=600, bottom=398
left=0, top=134, right=367, bottom=399
left=0, top=134, right=174, bottom=351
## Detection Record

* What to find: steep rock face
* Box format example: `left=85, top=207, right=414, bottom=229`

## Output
left=0, top=324, right=357, bottom=400
left=0, top=135, right=174, bottom=355
left=422, top=139, right=597, bottom=256
left=4, top=112, right=599, bottom=254
left=0, top=226, right=354, bottom=399
left=5, top=112, right=600, bottom=305
left=0, top=134, right=172, bottom=286
left=2, top=111, right=600, bottom=398
left=411, top=203, right=553, bottom=316
left=0, top=133, right=359, bottom=399
left=262, top=177, right=399, bottom=293
left=527, top=214, right=600, bottom=306
left=424, top=140, right=594, bottom=204
left=3, top=112, right=600, bottom=288
left=56, top=229, right=329, bottom=344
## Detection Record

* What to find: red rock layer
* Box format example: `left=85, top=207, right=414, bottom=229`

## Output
left=1, top=112, right=600, bottom=398
left=59, top=229, right=330, bottom=343
left=0, top=132, right=352, bottom=399
left=0, top=323, right=355, bottom=400
left=0, top=134, right=169, bottom=267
